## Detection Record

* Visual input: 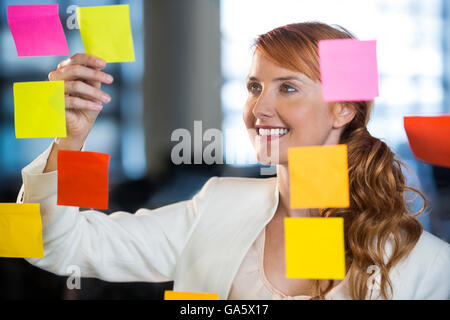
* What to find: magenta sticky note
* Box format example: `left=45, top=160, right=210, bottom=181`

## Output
left=7, top=4, right=69, bottom=57
left=319, top=39, right=379, bottom=102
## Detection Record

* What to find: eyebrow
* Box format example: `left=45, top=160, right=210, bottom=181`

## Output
left=247, top=76, right=304, bottom=82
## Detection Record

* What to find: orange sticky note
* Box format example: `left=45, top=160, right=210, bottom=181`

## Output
left=164, top=290, right=219, bottom=300
left=288, top=145, right=349, bottom=209
left=285, top=217, right=346, bottom=279
left=57, top=150, right=110, bottom=209
left=0, top=203, right=44, bottom=258
left=404, top=115, right=450, bottom=168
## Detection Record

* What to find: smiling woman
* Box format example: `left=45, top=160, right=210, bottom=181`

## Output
left=17, top=22, right=450, bottom=300
left=240, top=22, right=439, bottom=300
left=244, top=51, right=341, bottom=164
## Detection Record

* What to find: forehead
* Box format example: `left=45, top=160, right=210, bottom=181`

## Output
left=248, top=50, right=316, bottom=85
left=249, top=51, right=294, bottom=75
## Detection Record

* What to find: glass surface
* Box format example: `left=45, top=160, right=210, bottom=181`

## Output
left=0, top=0, right=146, bottom=195
left=220, top=0, right=446, bottom=237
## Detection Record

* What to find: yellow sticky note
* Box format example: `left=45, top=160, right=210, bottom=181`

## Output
left=0, top=203, right=44, bottom=258
left=164, top=290, right=219, bottom=300
left=77, top=5, right=135, bottom=63
left=288, top=144, right=349, bottom=209
left=285, top=217, right=345, bottom=279
left=14, top=81, right=66, bottom=139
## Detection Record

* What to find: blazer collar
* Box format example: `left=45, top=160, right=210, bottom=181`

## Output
left=174, top=177, right=279, bottom=299
left=221, top=177, right=280, bottom=299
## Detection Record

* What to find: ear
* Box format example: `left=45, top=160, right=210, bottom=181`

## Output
left=332, top=103, right=356, bottom=129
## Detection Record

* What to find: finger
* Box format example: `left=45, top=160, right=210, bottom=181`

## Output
left=82, top=80, right=103, bottom=104
left=49, top=65, right=114, bottom=84
left=65, top=95, right=103, bottom=111
left=84, top=79, right=101, bottom=89
left=58, top=53, right=106, bottom=70
left=71, top=90, right=103, bottom=105
left=65, top=80, right=111, bottom=104
left=66, top=109, right=100, bottom=127
left=77, top=81, right=103, bottom=105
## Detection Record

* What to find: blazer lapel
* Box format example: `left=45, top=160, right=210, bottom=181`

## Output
left=173, top=177, right=279, bottom=299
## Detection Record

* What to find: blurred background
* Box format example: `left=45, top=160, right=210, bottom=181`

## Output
left=0, top=0, right=448, bottom=299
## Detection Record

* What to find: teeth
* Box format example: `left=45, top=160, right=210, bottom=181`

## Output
left=258, top=128, right=289, bottom=136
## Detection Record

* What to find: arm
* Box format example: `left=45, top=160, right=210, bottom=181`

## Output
left=19, top=143, right=217, bottom=282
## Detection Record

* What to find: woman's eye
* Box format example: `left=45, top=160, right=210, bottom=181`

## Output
left=280, top=84, right=296, bottom=93
left=247, top=82, right=261, bottom=93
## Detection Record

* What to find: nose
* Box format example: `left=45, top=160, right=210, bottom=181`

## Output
left=252, top=90, right=275, bottom=120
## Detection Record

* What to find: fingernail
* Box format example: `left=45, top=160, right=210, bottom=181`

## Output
left=102, top=94, right=111, bottom=103
left=104, top=74, right=113, bottom=83
left=97, top=60, right=106, bottom=68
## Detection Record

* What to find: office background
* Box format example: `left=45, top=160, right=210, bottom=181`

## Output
left=0, top=0, right=448, bottom=299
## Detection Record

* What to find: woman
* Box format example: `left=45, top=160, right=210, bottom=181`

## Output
left=19, top=22, right=449, bottom=300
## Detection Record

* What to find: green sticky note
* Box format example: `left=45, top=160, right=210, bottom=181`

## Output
left=77, top=4, right=135, bottom=63
left=0, top=203, right=44, bottom=258
left=285, top=217, right=346, bottom=279
left=14, top=81, right=66, bottom=139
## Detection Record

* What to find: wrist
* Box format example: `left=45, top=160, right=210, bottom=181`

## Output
left=54, top=136, right=85, bottom=151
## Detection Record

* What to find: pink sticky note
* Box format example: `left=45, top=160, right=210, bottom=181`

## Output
left=319, top=39, right=379, bottom=102
left=7, top=4, right=69, bottom=57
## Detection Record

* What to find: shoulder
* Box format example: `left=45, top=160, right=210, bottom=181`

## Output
left=407, top=231, right=450, bottom=279
left=198, top=176, right=277, bottom=196
left=413, top=231, right=450, bottom=260
left=390, top=230, right=450, bottom=299
left=408, top=231, right=450, bottom=277
left=191, top=176, right=278, bottom=218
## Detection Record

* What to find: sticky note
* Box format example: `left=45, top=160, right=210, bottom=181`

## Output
left=14, top=81, right=66, bottom=139
left=285, top=217, right=345, bottom=279
left=319, top=39, right=379, bottom=101
left=7, top=4, right=69, bottom=57
left=164, top=291, right=219, bottom=300
left=57, top=150, right=110, bottom=210
left=288, top=145, right=349, bottom=209
left=0, top=203, right=44, bottom=258
left=404, top=115, right=450, bottom=168
left=77, top=5, right=135, bottom=63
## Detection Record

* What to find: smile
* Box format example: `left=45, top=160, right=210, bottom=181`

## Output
left=256, top=127, right=290, bottom=139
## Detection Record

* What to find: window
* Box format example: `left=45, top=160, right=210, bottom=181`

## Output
left=221, top=0, right=444, bottom=161
left=221, top=0, right=446, bottom=233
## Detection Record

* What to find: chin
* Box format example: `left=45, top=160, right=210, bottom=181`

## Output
left=255, top=148, right=287, bottom=166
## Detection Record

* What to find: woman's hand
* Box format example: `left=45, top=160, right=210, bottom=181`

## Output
left=43, top=53, right=114, bottom=172
left=49, top=53, right=113, bottom=145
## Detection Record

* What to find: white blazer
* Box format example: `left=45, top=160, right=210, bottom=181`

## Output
left=18, top=144, right=450, bottom=300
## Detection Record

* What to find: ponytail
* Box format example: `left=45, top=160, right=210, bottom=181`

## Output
left=312, top=101, right=426, bottom=300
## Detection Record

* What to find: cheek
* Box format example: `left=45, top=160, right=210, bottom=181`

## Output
left=290, top=106, right=332, bottom=146
left=242, top=101, right=255, bottom=129
left=282, top=102, right=331, bottom=145
left=279, top=103, right=309, bottom=131
left=242, top=102, right=257, bottom=147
